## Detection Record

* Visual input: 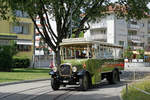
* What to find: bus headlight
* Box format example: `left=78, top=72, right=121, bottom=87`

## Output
left=52, top=67, right=57, bottom=72
left=72, top=66, right=77, bottom=72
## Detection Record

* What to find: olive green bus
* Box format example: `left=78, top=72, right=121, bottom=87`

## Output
left=49, top=38, right=124, bottom=90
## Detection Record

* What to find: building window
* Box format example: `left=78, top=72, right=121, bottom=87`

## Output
left=140, top=23, right=144, bottom=27
left=15, top=10, right=29, bottom=18
left=119, top=41, right=124, bottom=46
left=91, top=29, right=106, bottom=35
left=101, top=30, right=106, bottom=34
left=148, top=37, right=150, bottom=44
left=128, top=30, right=137, bottom=35
left=148, top=21, right=150, bottom=28
left=17, top=45, right=31, bottom=51
left=12, top=23, right=29, bottom=34
left=129, top=19, right=137, bottom=25
left=36, top=19, right=40, bottom=25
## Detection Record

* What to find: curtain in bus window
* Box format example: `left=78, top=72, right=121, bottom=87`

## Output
left=104, top=48, right=109, bottom=58
left=97, top=46, right=104, bottom=59
left=116, top=48, right=122, bottom=58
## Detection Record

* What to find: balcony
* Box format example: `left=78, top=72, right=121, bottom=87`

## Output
left=128, top=24, right=140, bottom=30
left=130, top=46, right=143, bottom=50
left=35, top=50, right=44, bottom=56
left=90, top=22, right=107, bottom=29
left=128, top=35, right=142, bottom=41
left=91, top=34, right=107, bottom=41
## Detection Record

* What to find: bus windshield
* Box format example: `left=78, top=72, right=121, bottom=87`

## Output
left=61, top=46, right=93, bottom=60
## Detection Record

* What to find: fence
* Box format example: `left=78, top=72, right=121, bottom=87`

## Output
left=125, top=62, right=150, bottom=68
left=125, top=83, right=150, bottom=98
left=125, top=70, right=150, bottom=99
left=34, top=55, right=53, bottom=68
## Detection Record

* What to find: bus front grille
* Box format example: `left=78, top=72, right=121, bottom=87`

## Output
left=59, top=64, right=71, bottom=76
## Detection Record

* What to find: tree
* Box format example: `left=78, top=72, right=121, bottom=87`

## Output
left=124, top=46, right=133, bottom=59
left=0, top=41, right=17, bottom=71
left=1, top=0, right=149, bottom=66
left=136, top=49, right=144, bottom=59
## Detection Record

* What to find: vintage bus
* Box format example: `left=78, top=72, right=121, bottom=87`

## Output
left=49, top=38, right=124, bottom=90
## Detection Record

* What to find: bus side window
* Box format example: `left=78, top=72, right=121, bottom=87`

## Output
left=98, top=46, right=104, bottom=58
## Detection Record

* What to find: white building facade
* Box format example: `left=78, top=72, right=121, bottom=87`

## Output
left=85, top=14, right=150, bottom=51
left=35, top=16, right=57, bottom=56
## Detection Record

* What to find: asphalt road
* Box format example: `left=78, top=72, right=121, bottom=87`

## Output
left=0, top=79, right=126, bottom=100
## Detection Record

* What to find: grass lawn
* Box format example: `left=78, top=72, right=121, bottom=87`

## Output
left=122, top=77, right=150, bottom=100
left=0, top=68, right=50, bottom=83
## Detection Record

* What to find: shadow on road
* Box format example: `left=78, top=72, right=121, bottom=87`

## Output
left=57, top=80, right=126, bottom=92
left=0, top=80, right=126, bottom=100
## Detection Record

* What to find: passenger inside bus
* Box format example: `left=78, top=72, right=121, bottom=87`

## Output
left=76, top=50, right=86, bottom=58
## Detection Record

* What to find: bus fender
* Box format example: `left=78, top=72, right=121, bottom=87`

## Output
left=77, top=69, right=87, bottom=76
left=49, top=70, right=55, bottom=75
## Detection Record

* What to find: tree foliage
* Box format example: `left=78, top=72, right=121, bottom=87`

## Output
left=0, top=41, right=17, bottom=71
left=124, top=46, right=133, bottom=59
left=136, top=49, right=145, bottom=59
left=1, top=0, right=149, bottom=65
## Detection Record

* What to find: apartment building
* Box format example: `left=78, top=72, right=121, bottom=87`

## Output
left=35, top=15, right=58, bottom=56
left=0, top=10, right=34, bottom=59
left=35, top=17, right=54, bottom=56
left=85, top=14, right=150, bottom=51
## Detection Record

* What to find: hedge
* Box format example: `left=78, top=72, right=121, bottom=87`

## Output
left=12, top=57, right=30, bottom=68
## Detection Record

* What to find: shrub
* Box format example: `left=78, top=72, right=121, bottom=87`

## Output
left=122, top=80, right=150, bottom=100
left=0, top=46, right=12, bottom=71
left=0, top=41, right=17, bottom=71
left=0, top=41, right=17, bottom=72
left=12, top=57, right=30, bottom=68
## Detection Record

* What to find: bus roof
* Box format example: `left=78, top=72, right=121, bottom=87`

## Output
left=60, top=38, right=123, bottom=48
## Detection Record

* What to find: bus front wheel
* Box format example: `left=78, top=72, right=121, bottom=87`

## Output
left=51, top=78, right=60, bottom=90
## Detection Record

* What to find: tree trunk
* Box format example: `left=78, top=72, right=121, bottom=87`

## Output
left=55, top=47, right=61, bottom=67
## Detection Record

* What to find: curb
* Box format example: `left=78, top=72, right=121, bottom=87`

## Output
left=0, top=78, right=50, bottom=87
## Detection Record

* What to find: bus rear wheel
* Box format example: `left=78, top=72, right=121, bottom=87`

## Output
left=107, top=70, right=120, bottom=84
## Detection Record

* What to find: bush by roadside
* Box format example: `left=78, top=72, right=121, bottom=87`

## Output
left=12, top=57, right=30, bottom=68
